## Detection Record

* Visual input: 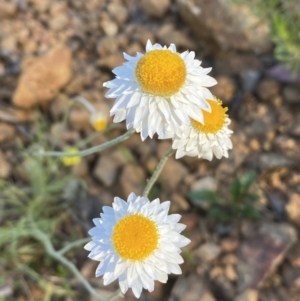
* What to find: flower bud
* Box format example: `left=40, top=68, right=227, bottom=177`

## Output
left=61, top=147, right=81, bottom=166
left=89, top=111, right=108, bottom=131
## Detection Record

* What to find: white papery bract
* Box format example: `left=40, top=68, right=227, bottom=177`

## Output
left=103, top=40, right=217, bottom=140
left=84, top=193, right=191, bottom=298
left=170, top=97, right=233, bottom=160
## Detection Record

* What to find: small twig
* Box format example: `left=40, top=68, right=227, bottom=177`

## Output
left=58, top=238, right=91, bottom=255
left=142, top=147, right=174, bottom=197
left=35, top=128, right=136, bottom=158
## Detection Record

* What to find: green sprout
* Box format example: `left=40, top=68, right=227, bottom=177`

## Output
left=188, top=171, right=260, bottom=223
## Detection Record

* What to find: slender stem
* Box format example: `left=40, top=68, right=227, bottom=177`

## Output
left=31, top=227, right=104, bottom=301
left=142, top=147, right=174, bottom=197
left=58, top=93, right=96, bottom=114
left=35, top=128, right=135, bottom=158
left=72, top=96, right=96, bottom=114
left=58, top=238, right=91, bottom=255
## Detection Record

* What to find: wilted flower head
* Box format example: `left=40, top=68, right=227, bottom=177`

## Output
left=104, top=40, right=217, bottom=140
left=85, top=193, right=190, bottom=298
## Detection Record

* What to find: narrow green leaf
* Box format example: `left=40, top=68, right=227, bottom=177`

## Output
left=239, top=171, right=257, bottom=194
left=229, top=177, right=241, bottom=204
left=188, top=190, right=222, bottom=205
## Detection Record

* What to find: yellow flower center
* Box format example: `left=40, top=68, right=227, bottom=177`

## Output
left=135, top=50, right=186, bottom=96
left=191, top=99, right=228, bottom=134
left=112, top=214, right=159, bottom=261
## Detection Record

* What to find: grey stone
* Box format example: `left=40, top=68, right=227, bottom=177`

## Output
left=107, top=2, right=128, bottom=25
left=98, top=54, right=124, bottom=70
left=169, top=274, right=216, bottom=301
left=241, top=70, right=261, bottom=91
left=177, top=0, right=271, bottom=53
left=250, top=153, right=294, bottom=171
left=156, top=23, right=197, bottom=49
left=196, top=242, right=221, bottom=262
left=283, top=85, right=300, bottom=104
left=93, top=150, right=127, bottom=187
left=287, top=241, right=300, bottom=267
left=257, top=78, right=281, bottom=101
left=160, top=159, right=188, bottom=192
left=234, top=289, right=258, bottom=301
left=216, top=130, right=250, bottom=181
left=190, top=176, right=217, bottom=193
left=119, top=164, right=145, bottom=198
left=237, top=222, right=297, bottom=292
left=140, top=0, right=170, bottom=18
left=267, top=192, right=286, bottom=219
left=273, top=135, right=300, bottom=163
left=210, top=75, right=236, bottom=104
left=211, top=275, right=235, bottom=300
left=100, top=17, right=118, bottom=37
left=289, top=113, right=300, bottom=136
left=282, top=264, right=300, bottom=288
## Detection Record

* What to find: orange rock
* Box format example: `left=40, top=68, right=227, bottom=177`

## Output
left=0, top=151, right=11, bottom=178
left=69, top=108, right=91, bottom=132
left=0, top=1, right=17, bottom=18
left=13, top=45, right=72, bottom=109
left=0, top=122, right=15, bottom=143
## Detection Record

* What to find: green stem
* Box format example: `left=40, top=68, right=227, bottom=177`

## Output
left=31, top=227, right=105, bottom=301
left=58, top=238, right=91, bottom=255
left=142, top=147, right=174, bottom=197
left=35, top=128, right=135, bottom=158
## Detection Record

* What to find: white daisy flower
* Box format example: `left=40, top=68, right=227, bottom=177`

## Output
left=103, top=40, right=217, bottom=140
left=84, top=193, right=190, bottom=298
left=171, top=97, right=233, bottom=160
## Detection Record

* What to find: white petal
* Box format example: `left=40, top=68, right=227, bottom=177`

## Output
left=118, top=272, right=129, bottom=294
left=146, top=40, right=153, bottom=52
left=135, top=262, right=155, bottom=291
left=113, top=110, right=126, bottom=123
left=167, top=263, right=182, bottom=274
left=114, top=260, right=127, bottom=278
left=154, top=268, right=168, bottom=283
left=131, top=279, right=143, bottom=298
left=96, top=259, right=110, bottom=277
left=127, top=263, right=139, bottom=286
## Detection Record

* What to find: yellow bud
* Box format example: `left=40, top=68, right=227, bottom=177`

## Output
left=90, top=111, right=108, bottom=131
left=61, top=147, right=81, bottom=166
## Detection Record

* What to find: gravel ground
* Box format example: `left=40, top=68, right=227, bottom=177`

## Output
left=1, top=0, right=300, bottom=300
